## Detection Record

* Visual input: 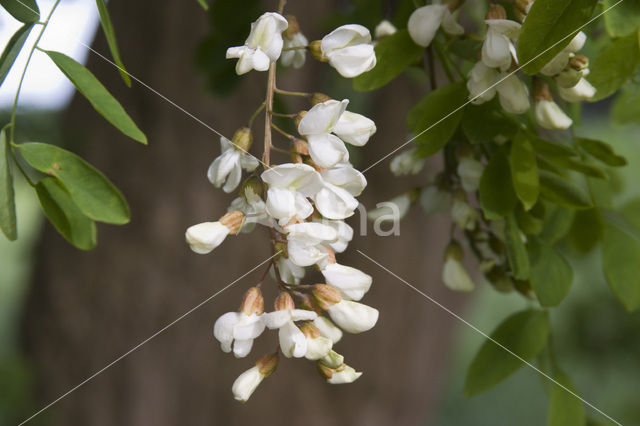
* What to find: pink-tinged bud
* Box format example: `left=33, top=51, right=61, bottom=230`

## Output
left=318, top=363, right=362, bottom=384
left=294, top=111, right=307, bottom=129
left=569, top=54, right=589, bottom=71
left=532, top=79, right=553, bottom=102
left=309, top=40, right=328, bottom=62
left=240, top=287, right=264, bottom=316
left=274, top=292, right=296, bottom=311
left=255, top=352, right=279, bottom=377
left=486, top=4, right=506, bottom=20
left=312, top=284, right=342, bottom=310
left=317, top=361, right=334, bottom=379
left=514, top=0, right=534, bottom=22
left=231, top=127, right=253, bottom=152
left=292, top=138, right=309, bottom=155
left=299, top=322, right=321, bottom=339
left=220, top=210, right=245, bottom=235
left=283, top=15, right=300, bottom=40
left=311, top=92, right=332, bottom=105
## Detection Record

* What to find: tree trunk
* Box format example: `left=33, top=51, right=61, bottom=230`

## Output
left=22, top=1, right=467, bottom=425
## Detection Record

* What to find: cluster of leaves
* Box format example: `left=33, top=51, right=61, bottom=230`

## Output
left=353, top=0, right=640, bottom=424
left=0, top=0, right=145, bottom=250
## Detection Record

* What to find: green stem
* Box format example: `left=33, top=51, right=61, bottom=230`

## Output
left=433, top=41, right=457, bottom=83
left=274, top=87, right=311, bottom=98
left=248, top=102, right=266, bottom=128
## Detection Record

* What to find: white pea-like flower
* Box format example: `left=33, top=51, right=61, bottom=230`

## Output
left=281, top=31, right=308, bottom=69
left=320, top=219, right=354, bottom=253
left=299, top=323, right=334, bottom=361
left=467, top=61, right=499, bottom=104
left=442, top=242, right=475, bottom=292
left=232, top=353, right=278, bottom=402
left=495, top=73, right=530, bottom=114
left=535, top=99, right=573, bottom=130
left=374, top=19, right=397, bottom=39
left=451, top=195, right=478, bottom=231
left=313, top=316, right=343, bottom=344
left=276, top=256, right=306, bottom=285
left=186, top=211, right=244, bottom=254
left=321, top=262, right=373, bottom=301
left=327, top=299, right=379, bottom=333
left=419, top=185, right=451, bottom=215
left=558, top=77, right=596, bottom=102
left=314, top=164, right=367, bottom=220
left=333, top=110, right=376, bottom=146
left=285, top=222, right=338, bottom=267
left=482, top=19, right=521, bottom=71
left=321, top=24, right=377, bottom=78
left=457, top=156, right=484, bottom=193
left=261, top=163, right=323, bottom=223
left=226, top=12, right=289, bottom=75
left=298, top=99, right=350, bottom=168
left=207, top=136, right=259, bottom=193
left=325, top=364, right=363, bottom=384
left=367, top=193, right=412, bottom=223
left=540, top=31, right=587, bottom=76
left=390, top=147, right=425, bottom=176
left=214, top=312, right=265, bottom=358
left=467, top=62, right=530, bottom=114
left=263, top=293, right=317, bottom=358
left=408, top=3, right=463, bottom=48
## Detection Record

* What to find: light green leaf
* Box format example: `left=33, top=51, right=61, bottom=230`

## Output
left=517, top=0, right=599, bottom=75
left=540, top=204, right=575, bottom=245
left=461, top=102, right=519, bottom=145
left=611, top=82, right=640, bottom=125
left=516, top=204, right=544, bottom=236
left=602, top=221, right=640, bottom=312
left=529, top=237, right=573, bottom=307
left=16, top=142, right=130, bottom=224
left=545, top=156, right=609, bottom=180
left=588, top=33, right=640, bottom=102
left=505, top=213, right=530, bottom=280
left=0, top=0, right=39, bottom=23
left=96, top=0, right=131, bottom=87
left=479, top=149, right=517, bottom=219
left=44, top=50, right=147, bottom=144
left=531, top=137, right=578, bottom=159
left=36, top=177, right=97, bottom=250
left=511, top=132, right=539, bottom=210
left=577, top=138, right=627, bottom=167
left=548, top=371, right=586, bottom=426
left=353, top=29, right=423, bottom=91
left=465, top=309, right=549, bottom=396
left=0, top=128, right=16, bottom=240
left=568, top=208, right=604, bottom=253
left=539, top=170, right=592, bottom=210
left=0, top=23, right=34, bottom=87
left=621, top=198, right=640, bottom=231
left=602, top=0, right=640, bottom=38
left=407, top=82, right=467, bottom=157
left=196, top=0, right=209, bottom=10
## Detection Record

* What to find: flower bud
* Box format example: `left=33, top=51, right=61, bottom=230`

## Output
left=326, top=300, right=379, bottom=333
left=535, top=99, right=573, bottom=130
left=312, top=284, right=342, bottom=310
left=240, top=287, right=264, bottom=316
left=241, top=176, right=263, bottom=199
left=556, top=67, right=583, bottom=89
left=457, top=155, right=484, bottom=193
left=294, top=111, right=307, bottom=129
left=309, top=40, right=328, bottom=62
left=299, top=321, right=321, bottom=339
left=320, top=349, right=344, bottom=368
left=311, top=92, right=332, bottom=105
left=299, top=323, right=333, bottom=360
left=232, top=365, right=263, bottom=402
left=484, top=264, right=514, bottom=293
left=255, top=352, right=279, bottom=377
left=443, top=241, right=475, bottom=292
left=374, top=20, right=397, bottom=39
left=569, top=54, right=589, bottom=71
left=514, top=0, right=534, bottom=22
left=318, top=363, right=362, bottom=384
left=219, top=210, right=245, bottom=235
left=231, top=127, right=253, bottom=152
left=283, top=15, right=300, bottom=40
left=292, top=138, right=309, bottom=156
left=486, top=4, right=506, bottom=20
left=274, top=292, right=295, bottom=311
left=185, top=221, right=230, bottom=254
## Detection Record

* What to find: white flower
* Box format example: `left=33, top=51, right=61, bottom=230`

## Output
left=467, top=62, right=499, bottom=104
left=558, top=77, right=596, bottom=102
left=442, top=254, right=475, bottom=292
left=327, top=300, right=379, bottom=333
left=298, top=99, right=350, bottom=168
left=451, top=196, right=478, bottom=231
left=226, top=12, right=289, bottom=75
left=276, top=256, right=306, bottom=285
left=540, top=31, right=587, bottom=76
left=321, top=263, right=372, bottom=301
left=390, top=147, right=425, bottom=176
left=214, top=312, right=265, bottom=358
left=303, top=332, right=333, bottom=361
left=185, top=221, right=230, bottom=254
left=467, top=62, right=530, bottom=114
left=207, top=137, right=259, bottom=193
left=320, top=349, right=344, bottom=368
left=232, top=366, right=264, bottom=402
left=457, top=156, right=484, bottom=193
left=228, top=187, right=267, bottom=232
left=314, top=164, right=366, bottom=220
left=419, top=185, right=451, bottom=215
left=408, top=4, right=463, bottom=48
left=321, top=24, right=377, bottom=78
left=374, top=20, right=397, bottom=39
left=327, top=364, right=362, bottom=384
left=495, top=73, right=530, bottom=114
left=263, top=308, right=317, bottom=358
left=281, top=31, right=308, bottom=68
left=320, top=219, right=353, bottom=253
left=261, top=163, right=323, bottom=223
left=333, top=110, right=376, bottom=146
left=535, top=100, right=573, bottom=130
left=367, top=193, right=412, bottom=223
left=313, top=316, right=343, bottom=343
left=285, top=222, right=338, bottom=267
left=482, top=19, right=521, bottom=71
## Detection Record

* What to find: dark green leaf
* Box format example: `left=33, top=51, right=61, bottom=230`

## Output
left=407, top=82, right=467, bottom=157
left=577, top=138, right=627, bottom=167
left=602, top=0, right=640, bottom=37
left=448, top=39, right=482, bottom=61
left=44, top=50, right=146, bottom=144
left=621, top=198, right=640, bottom=231
left=461, top=102, right=519, bottom=145
left=0, top=23, right=34, bottom=87
left=505, top=213, right=530, bottom=280
left=540, top=204, right=575, bottom=245
left=548, top=371, right=586, bottom=426
left=0, top=128, right=16, bottom=240
left=545, top=156, right=609, bottom=180
left=95, top=0, right=131, bottom=87
left=16, top=142, right=130, bottom=224
left=479, top=149, right=517, bottom=219
left=531, top=137, right=578, bottom=159
left=36, top=177, right=97, bottom=250
left=465, top=309, right=549, bottom=396
left=529, top=237, right=573, bottom=307
left=602, top=221, right=640, bottom=312
left=353, top=29, right=423, bottom=91
left=517, top=0, right=599, bottom=75
left=196, top=0, right=209, bottom=10
left=0, top=0, right=39, bottom=23
left=588, top=33, right=640, bottom=102
left=516, top=204, right=544, bottom=236
left=611, top=83, right=640, bottom=125
left=587, top=177, right=614, bottom=210
left=568, top=208, right=604, bottom=253
left=511, top=132, right=539, bottom=210
left=539, top=170, right=592, bottom=209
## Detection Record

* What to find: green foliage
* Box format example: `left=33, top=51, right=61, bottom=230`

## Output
left=0, top=129, right=16, bottom=240
left=602, top=0, right=640, bottom=38
left=547, top=371, right=586, bottom=426
left=353, top=30, right=423, bottom=91
left=16, top=142, right=130, bottom=225
left=528, top=237, right=573, bottom=307
left=465, top=309, right=550, bottom=396
left=95, top=0, right=131, bottom=87
left=0, top=0, right=39, bottom=23
left=540, top=205, right=575, bottom=245
left=461, top=102, right=518, bottom=145
left=568, top=208, right=604, bottom=253
left=517, top=0, right=599, bottom=75
left=588, top=33, right=640, bottom=102
left=479, top=148, right=517, bottom=219
left=510, top=132, right=539, bottom=210
left=577, top=138, right=627, bottom=167
left=0, top=23, right=34, bottom=87
left=196, top=0, right=209, bottom=11
left=505, top=213, right=530, bottom=280
left=602, top=220, right=640, bottom=312
left=611, top=82, right=640, bottom=125
left=45, top=51, right=146, bottom=144
left=407, top=82, right=467, bottom=157
left=538, top=170, right=592, bottom=210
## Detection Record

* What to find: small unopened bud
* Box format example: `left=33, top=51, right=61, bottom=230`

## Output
left=311, top=92, right=332, bottom=105
left=274, top=292, right=295, bottom=311
left=556, top=67, right=583, bottom=89
left=231, top=127, right=253, bottom=152
left=514, top=0, right=534, bottom=22
left=240, top=287, right=264, bottom=316
left=312, top=284, right=342, bottom=310
left=299, top=322, right=321, bottom=339
left=309, top=40, right=328, bottom=62
left=318, top=363, right=362, bottom=384
left=324, top=247, right=336, bottom=265
left=292, top=138, right=309, bottom=155
left=255, top=352, right=279, bottom=377
left=484, top=265, right=514, bottom=293
left=486, top=4, right=506, bottom=20
left=569, top=54, right=589, bottom=71
left=297, top=293, right=323, bottom=314
left=319, top=349, right=344, bottom=368
left=283, top=15, right=300, bottom=40
left=317, top=362, right=334, bottom=379
left=294, top=111, right=307, bottom=129
left=532, top=79, right=553, bottom=102
left=242, top=177, right=263, bottom=198
left=220, top=210, right=245, bottom=235
left=514, top=279, right=535, bottom=299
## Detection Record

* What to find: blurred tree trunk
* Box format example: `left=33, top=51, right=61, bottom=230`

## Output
left=22, top=1, right=467, bottom=425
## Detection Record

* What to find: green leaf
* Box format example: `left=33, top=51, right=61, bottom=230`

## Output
left=540, top=204, right=575, bottom=245
left=353, top=29, right=422, bottom=91
left=545, top=156, right=609, bottom=180
left=196, top=0, right=209, bottom=10
left=0, top=0, right=39, bottom=23
left=461, top=102, right=519, bottom=145
left=602, top=0, right=640, bottom=38
left=516, top=204, right=544, bottom=236
left=465, top=309, right=550, bottom=396
left=621, top=198, right=640, bottom=231
left=95, top=0, right=131, bottom=87
left=16, top=142, right=130, bottom=224
left=517, top=0, right=599, bottom=75
left=36, top=177, right=97, bottom=250
left=479, top=149, right=517, bottom=219
left=568, top=208, right=604, bottom=253
left=44, top=50, right=146, bottom=144
left=548, top=371, right=586, bottom=426
left=611, top=83, right=640, bottom=125
left=448, top=39, right=482, bottom=61
left=529, top=237, right=573, bottom=307
left=0, top=23, right=34, bottom=87
left=530, top=137, right=578, bottom=159
left=602, top=221, right=640, bottom=312
left=539, top=170, right=592, bottom=210
left=588, top=33, right=640, bottom=102
left=577, top=138, right=627, bottom=167
left=511, top=132, right=539, bottom=210
left=0, top=128, right=16, bottom=240
left=407, top=82, right=467, bottom=157
left=505, top=213, right=530, bottom=280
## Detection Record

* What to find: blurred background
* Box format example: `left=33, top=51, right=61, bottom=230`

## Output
left=1, top=0, right=639, bottom=425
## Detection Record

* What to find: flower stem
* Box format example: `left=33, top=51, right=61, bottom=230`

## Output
left=282, top=45, right=308, bottom=51
left=274, top=87, right=311, bottom=98
left=248, top=102, right=266, bottom=128
left=263, top=63, right=277, bottom=167
left=271, top=123, right=295, bottom=140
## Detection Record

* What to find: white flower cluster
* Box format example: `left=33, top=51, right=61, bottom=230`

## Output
left=187, top=11, right=379, bottom=402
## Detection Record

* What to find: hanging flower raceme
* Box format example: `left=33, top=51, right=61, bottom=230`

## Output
left=314, top=24, right=377, bottom=78
left=407, top=0, right=463, bottom=48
